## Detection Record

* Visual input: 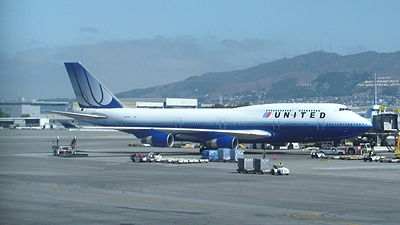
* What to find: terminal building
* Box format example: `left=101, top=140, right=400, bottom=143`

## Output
left=0, top=99, right=70, bottom=129
left=0, top=100, right=69, bottom=117
left=0, top=117, right=50, bottom=129
left=119, top=98, right=198, bottom=108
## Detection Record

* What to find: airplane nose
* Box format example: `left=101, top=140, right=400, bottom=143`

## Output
left=359, top=116, right=373, bottom=131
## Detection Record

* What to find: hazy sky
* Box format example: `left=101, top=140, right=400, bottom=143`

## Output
left=1, top=0, right=399, bottom=99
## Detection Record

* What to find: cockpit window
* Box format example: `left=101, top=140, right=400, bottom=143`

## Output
left=339, top=108, right=350, bottom=111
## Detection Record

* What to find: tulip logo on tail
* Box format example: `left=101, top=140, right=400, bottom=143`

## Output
left=64, top=62, right=124, bottom=108
left=263, top=112, right=272, bottom=118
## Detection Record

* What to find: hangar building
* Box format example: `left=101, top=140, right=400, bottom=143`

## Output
left=0, top=100, right=69, bottom=117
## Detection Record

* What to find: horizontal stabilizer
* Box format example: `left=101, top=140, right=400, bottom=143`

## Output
left=50, top=111, right=107, bottom=119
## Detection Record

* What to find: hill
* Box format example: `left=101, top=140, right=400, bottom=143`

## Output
left=117, top=51, right=400, bottom=102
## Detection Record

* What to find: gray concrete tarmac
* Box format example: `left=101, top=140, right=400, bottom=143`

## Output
left=0, top=129, right=399, bottom=225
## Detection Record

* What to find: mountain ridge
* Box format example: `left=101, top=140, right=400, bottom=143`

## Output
left=117, top=50, right=400, bottom=101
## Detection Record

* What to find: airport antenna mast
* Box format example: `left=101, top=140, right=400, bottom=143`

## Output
left=374, top=73, right=378, bottom=105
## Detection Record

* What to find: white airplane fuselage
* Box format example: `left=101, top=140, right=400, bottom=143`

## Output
left=78, top=103, right=372, bottom=143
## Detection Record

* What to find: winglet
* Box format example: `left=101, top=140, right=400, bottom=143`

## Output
left=64, top=62, right=124, bottom=108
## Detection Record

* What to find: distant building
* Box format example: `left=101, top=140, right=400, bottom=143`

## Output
left=0, top=100, right=69, bottom=117
left=0, top=117, right=50, bottom=129
left=71, top=98, right=198, bottom=110
left=165, top=98, right=198, bottom=108
left=120, top=98, right=166, bottom=108
left=135, top=102, right=164, bottom=108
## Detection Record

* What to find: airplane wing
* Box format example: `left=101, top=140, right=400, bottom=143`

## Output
left=86, top=126, right=271, bottom=140
left=50, top=111, right=271, bottom=140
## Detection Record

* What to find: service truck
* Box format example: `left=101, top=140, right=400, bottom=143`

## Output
left=337, top=143, right=372, bottom=155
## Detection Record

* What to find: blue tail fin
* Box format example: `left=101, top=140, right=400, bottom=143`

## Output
left=64, top=62, right=124, bottom=108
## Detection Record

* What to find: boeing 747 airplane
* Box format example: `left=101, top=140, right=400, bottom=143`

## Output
left=52, top=62, right=372, bottom=151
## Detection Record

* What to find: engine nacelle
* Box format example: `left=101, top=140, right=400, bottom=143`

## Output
left=141, top=132, right=174, bottom=147
left=205, top=136, right=238, bottom=149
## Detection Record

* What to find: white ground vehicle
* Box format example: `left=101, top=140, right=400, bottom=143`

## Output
left=310, top=148, right=345, bottom=157
left=303, top=146, right=320, bottom=151
left=270, top=165, right=290, bottom=175
left=362, top=152, right=385, bottom=162
left=310, top=151, right=327, bottom=159
left=131, top=152, right=162, bottom=162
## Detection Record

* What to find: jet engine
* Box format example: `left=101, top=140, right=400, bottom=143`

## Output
left=205, top=136, right=238, bottom=149
left=141, top=132, right=174, bottom=147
